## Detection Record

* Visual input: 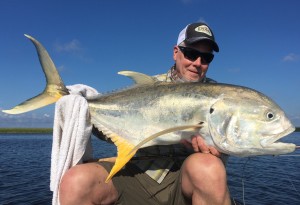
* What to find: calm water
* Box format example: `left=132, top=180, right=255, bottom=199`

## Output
left=0, top=133, right=299, bottom=205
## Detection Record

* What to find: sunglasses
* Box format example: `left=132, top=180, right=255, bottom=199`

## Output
left=178, top=46, right=214, bottom=64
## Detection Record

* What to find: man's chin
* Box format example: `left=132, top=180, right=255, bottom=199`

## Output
left=185, top=75, right=201, bottom=82
left=182, top=77, right=200, bottom=82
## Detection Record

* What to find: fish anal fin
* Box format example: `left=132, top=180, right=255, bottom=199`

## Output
left=105, top=134, right=137, bottom=183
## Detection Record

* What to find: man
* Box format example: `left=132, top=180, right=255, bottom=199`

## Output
left=59, top=22, right=231, bottom=205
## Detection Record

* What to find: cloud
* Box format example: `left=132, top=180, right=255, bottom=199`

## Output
left=0, top=111, right=53, bottom=128
left=282, top=53, right=300, bottom=62
left=53, top=39, right=92, bottom=63
left=197, top=17, right=207, bottom=24
left=54, top=39, right=82, bottom=53
left=57, top=65, right=66, bottom=72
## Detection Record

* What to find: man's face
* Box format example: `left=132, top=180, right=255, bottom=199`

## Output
left=173, top=41, right=213, bottom=82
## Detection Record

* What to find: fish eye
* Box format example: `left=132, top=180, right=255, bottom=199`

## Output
left=210, top=108, right=214, bottom=114
left=266, top=112, right=274, bottom=120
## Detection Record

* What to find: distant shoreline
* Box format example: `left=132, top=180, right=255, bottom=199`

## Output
left=0, top=127, right=299, bottom=134
left=0, top=128, right=53, bottom=134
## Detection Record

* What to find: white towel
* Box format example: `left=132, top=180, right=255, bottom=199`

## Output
left=50, top=84, right=99, bottom=205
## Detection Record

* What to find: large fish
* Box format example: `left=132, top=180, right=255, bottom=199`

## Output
left=3, top=35, right=296, bottom=182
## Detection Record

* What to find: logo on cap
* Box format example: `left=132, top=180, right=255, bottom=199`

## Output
left=195, top=25, right=212, bottom=36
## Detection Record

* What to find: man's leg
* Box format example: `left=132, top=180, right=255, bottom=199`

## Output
left=181, top=153, right=231, bottom=205
left=59, top=163, right=118, bottom=205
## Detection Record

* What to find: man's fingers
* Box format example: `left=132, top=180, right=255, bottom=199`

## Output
left=192, top=135, right=222, bottom=157
left=208, top=146, right=221, bottom=157
left=182, top=135, right=222, bottom=157
left=191, top=136, right=199, bottom=152
left=195, top=135, right=210, bottom=153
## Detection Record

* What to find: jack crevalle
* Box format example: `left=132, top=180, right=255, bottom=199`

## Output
left=3, top=35, right=296, bottom=182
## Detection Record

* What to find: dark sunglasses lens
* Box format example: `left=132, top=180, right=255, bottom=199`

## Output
left=184, top=50, right=198, bottom=61
left=202, top=53, right=214, bottom=64
left=180, top=47, right=214, bottom=64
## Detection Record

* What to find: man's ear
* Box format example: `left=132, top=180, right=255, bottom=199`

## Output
left=173, top=46, right=179, bottom=60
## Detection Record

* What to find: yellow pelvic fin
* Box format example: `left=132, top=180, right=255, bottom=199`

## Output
left=105, top=134, right=137, bottom=183
left=129, top=124, right=203, bottom=156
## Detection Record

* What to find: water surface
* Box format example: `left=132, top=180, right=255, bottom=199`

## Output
left=0, top=133, right=299, bottom=204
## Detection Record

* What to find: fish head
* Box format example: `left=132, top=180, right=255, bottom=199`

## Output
left=207, top=91, right=296, bottom=157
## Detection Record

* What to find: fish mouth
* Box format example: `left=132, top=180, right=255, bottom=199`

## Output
left=260, top=126, right=295, bottom=148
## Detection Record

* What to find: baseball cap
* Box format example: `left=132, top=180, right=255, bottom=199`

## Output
left=177, top=22, right=219, bottom=52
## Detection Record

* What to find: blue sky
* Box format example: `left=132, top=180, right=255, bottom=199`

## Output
left=0, top=0, right=300, bottom=127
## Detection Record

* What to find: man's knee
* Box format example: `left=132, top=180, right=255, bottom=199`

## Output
left=183, top=153, right=226, bottom=181
left=182, top=153, right=227, bottom=194
left=60, top=165, right=85, bottom=189
left=181, top=153, right=228, bottom=200
left=59, top=164, right=96, bottom=200
left=59, top=163, right=117, bottom=204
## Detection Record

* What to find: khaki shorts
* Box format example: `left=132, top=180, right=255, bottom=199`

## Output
left=100, top=161, right=191, bottom=205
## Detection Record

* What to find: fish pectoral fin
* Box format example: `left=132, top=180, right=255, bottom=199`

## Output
left=105, top=134, right=137, bottom=183
left=2, top=89, right=61, bottom=114
left=129, top=124, right=203, bottom=155
left=118, top=70, right=157, bottom=85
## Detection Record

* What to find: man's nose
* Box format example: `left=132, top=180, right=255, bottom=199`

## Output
left=193, top=57, right=202, bottom=66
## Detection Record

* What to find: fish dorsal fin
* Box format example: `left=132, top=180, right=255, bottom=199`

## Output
left=118, top=70, right=156, bottom=85
left=128, top=124, right=203, bottom=156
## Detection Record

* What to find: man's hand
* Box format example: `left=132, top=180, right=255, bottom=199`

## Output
left=181, top=135, right=221, bottom=157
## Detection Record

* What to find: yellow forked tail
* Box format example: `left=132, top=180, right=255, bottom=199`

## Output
left=2, top=35, right=69, bottom=114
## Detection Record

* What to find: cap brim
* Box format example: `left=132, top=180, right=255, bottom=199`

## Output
left=185, top=37, right=219, bottom=52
